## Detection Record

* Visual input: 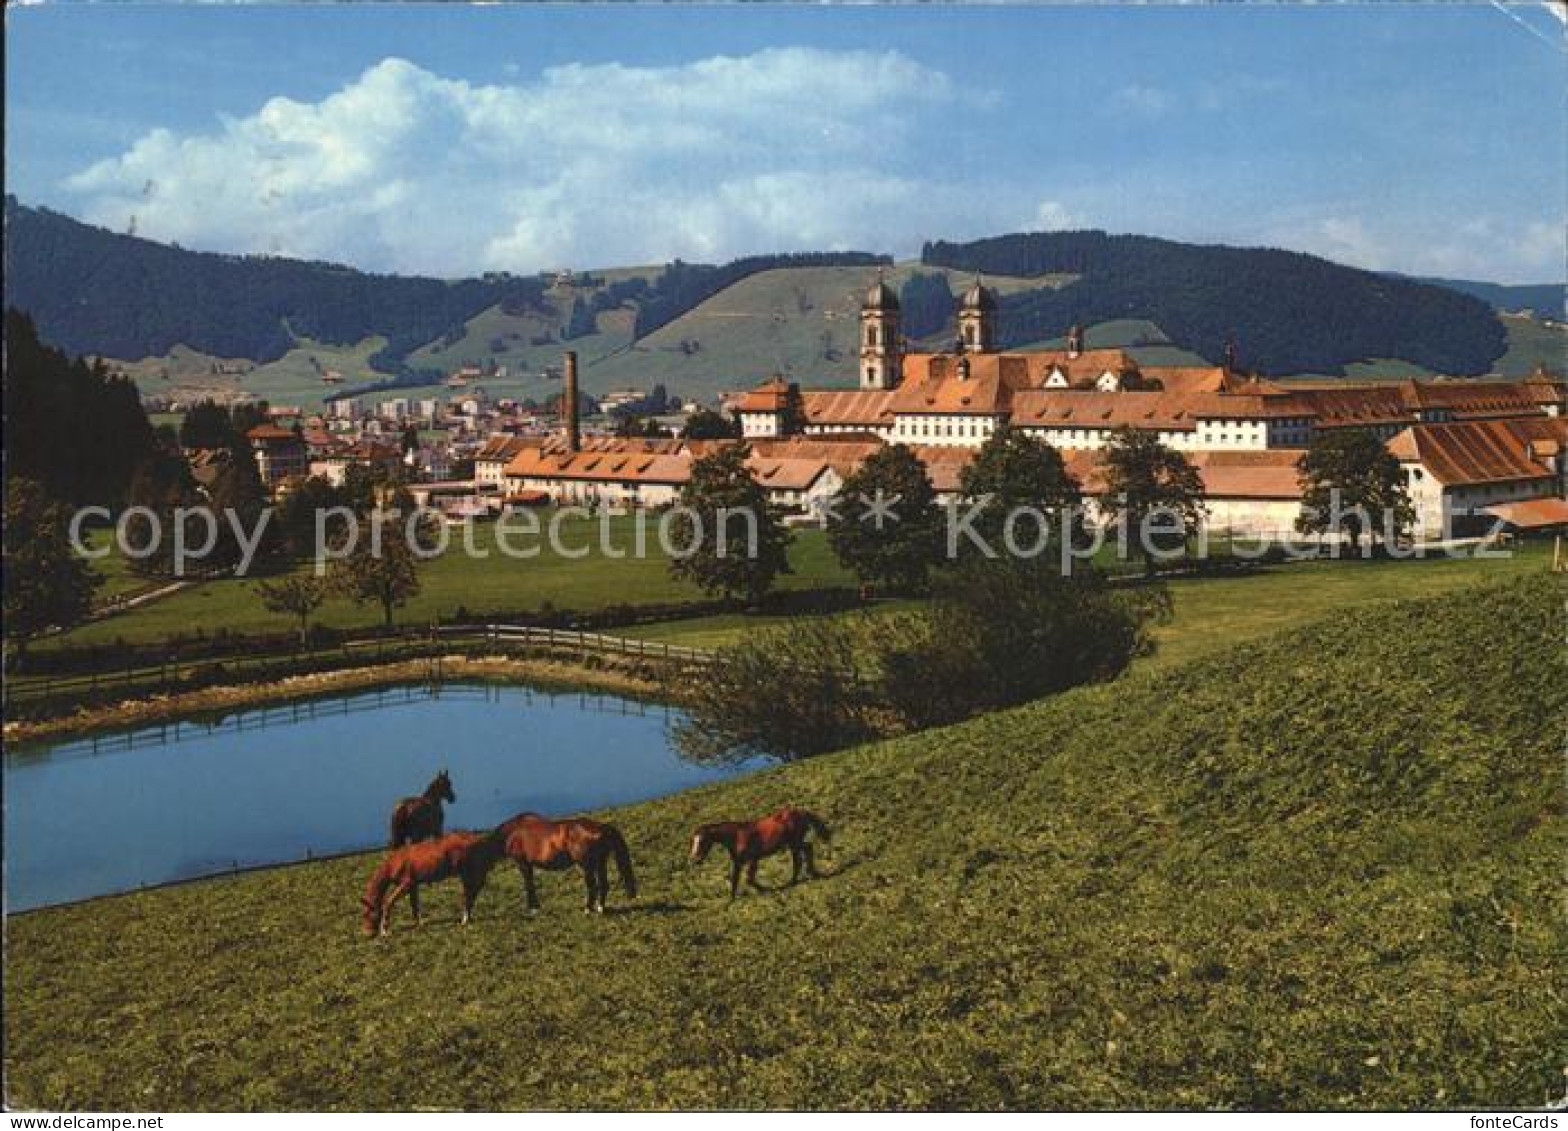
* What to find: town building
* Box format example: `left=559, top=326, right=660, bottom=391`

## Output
left=246, top=424, right=308, bottom=494
left=496, top=278, right=1566, bottom=540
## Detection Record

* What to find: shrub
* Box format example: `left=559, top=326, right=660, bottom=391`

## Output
left=675, top=617, right=877, bottom=762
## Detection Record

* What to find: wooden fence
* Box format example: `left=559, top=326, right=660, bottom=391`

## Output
left=4, top=625, right=716, bottom=714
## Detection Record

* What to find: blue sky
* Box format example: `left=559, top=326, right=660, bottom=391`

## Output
left=7, top=3, right=1565, bottom=282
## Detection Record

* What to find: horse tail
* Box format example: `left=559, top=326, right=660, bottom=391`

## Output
left=604, top=826, right=638, bottom=899
left=801, top=810, right=832, bottom=844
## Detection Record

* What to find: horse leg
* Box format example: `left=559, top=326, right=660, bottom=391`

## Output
left=381, top=880, right=412, bottom=936
left=789, top=845, right=803, bottom=885
left=803, top=841, right=819, bottom=878
left=460, top=876, right=480, bottom=925
left=409, top=882, right=422, bottom=927
left=595, top=853, right=611, bottom=913
left=728, top=857, right=742, bottom=900
left=517, top=861, right=540, bottom=914
left=581, top=863, right=599, bottom=914
left=746, top=858, right=764, bottom=892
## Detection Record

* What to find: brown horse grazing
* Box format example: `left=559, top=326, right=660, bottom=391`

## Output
left=360, top=829, right=507, bottom=936
left=690, top=805, right=832, bottom=898
left=496, top=812, right=638, bottom=915
left=389, top=769, right=455, bottom=847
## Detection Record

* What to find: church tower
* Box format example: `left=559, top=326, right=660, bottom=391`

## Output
left=859, top=271, right=902, bottom=390
left=958, top=278, right=998, bottom=353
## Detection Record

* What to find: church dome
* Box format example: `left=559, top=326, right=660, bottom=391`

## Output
left=862, top=277, right=900, bottom=311
left=961, top=280, right=998, bottom=312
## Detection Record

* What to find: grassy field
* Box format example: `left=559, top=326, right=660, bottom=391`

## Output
left=1494, top=313, right=1567, bottom=378
left=112, top=337, right=393, bottom=411
left=48, top=516, right=858, bottom=648
left=4, top=571, right=1561, bottom=1108
left=622, top=543, right=1555, bottom=667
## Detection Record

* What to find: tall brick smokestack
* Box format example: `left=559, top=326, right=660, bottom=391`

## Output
left=563, top=350, right=580, bottom=453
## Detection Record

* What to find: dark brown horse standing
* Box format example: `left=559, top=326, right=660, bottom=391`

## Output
left=496, top=812, right=637, bottom=914
left=389, top=770, right=455, bottom=847
left=360, top=829, right=508, bottom=936
left=690, top=805, right=831, bottom=898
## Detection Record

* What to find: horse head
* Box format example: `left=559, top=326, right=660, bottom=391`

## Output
left=432, top=769, right=455, bottom=804
left=359, top=894, right=380, bottom=935
left=689, top=830, right=712, bottom=864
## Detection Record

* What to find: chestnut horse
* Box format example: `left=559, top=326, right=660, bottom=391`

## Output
left=360, top=829, right=508, bottom=936
left=690, top=805, right=831, bottom=898
left=389, top=769, right=455, bottom=847
left=496, top=812, right=638, bottom=914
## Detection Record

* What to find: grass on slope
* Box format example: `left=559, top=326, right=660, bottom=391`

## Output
left=111, top=337, right=392, bottom=411
left=622, top=544, right=1553, bottom=666
left=5, top=572, right=1562, bottom=1109
left=586, top=263, right=1069, bottom=400
left=1495, top=313, right=1567, bottom=379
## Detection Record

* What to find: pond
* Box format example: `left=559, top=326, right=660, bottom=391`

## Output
left=4, top=681, right=766, bottom=913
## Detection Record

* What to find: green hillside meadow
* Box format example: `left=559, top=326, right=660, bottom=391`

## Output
left=5, top=572, right=1562, bottom=1109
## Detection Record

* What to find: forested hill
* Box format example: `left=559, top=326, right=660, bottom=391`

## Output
left=3, top=199, right=884, bottom=377
left=5, top=198, right=1531, bottom=383
left=3, top=197, right=553, bottom=374
left=922, top=231, right=1509, bottom=375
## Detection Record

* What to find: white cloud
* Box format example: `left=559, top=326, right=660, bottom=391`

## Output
left=64, top=50, right=977, bottom=275
left=1269, top=211, right=1566, bottom=283
left=1030, top=199, right=1084, bottom=232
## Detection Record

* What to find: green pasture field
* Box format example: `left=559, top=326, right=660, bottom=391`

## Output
left=47, top=515, right=858, bottom=649
left=4, top=573, right=1560, bottom=1108
left=622, top=542, right=1555, bottom=667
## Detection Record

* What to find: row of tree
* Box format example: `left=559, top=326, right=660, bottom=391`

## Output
left=668, top=426, right=1412, bottom=762
left=663, top=424, right=1237, bottom=608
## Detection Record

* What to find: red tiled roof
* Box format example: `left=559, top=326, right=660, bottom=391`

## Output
left=1010, top=389, right=1307, bottom=431
left=799, top=389, right=898, bottom=425
left=735, top=376, right=793, bottom=413
left=891, top=354, right=1036, bottom=416
left=1387, top=418, right=1567, bottom=486
left=504, top=445, right=693, bottom=486
left=247, top=424, right=300, bottom=442
left=1483, top=497, right=1568, bottom=529
left=476, top=434, right=535, bottom=462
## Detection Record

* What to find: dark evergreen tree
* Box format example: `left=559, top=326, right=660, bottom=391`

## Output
left=680, top=409, right=741, bottom=440
left=3, top=309, right=157, bottom=505
left=898, top=272, right=955, bottom=340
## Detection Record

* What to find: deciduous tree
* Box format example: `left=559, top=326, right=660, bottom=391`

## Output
left=957, top=425, right=1083, bottom=561
left=1097, top=426, right=1207, bottom=576
left=256, top=575, right=329, bottom=646
left=3, top=478, right=100, bottom=665
left=1296, top=430, right=1414, bottom=554
left=331, top=517, right=422, bottom=631
left=827, top=444, right=941, bottom=593
left=667, top=444, right=791, bottom=605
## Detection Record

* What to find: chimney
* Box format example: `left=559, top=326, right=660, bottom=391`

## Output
left=563, top=350, right=580, bottom=453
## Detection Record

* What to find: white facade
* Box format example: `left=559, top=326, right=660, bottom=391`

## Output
left=891, top=414, right=1001, bottom=447
left=740, top=410, right=783, bottom=439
